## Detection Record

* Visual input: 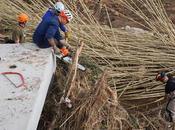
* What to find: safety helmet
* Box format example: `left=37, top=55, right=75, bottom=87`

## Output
left=64, top=10, right=73, bottom=22
left=18, top=13, right=29, bottom=23
left=54, top=2, right=64, bottom=12
left=156, top=72, right=166, bottom=81
left=60, top=10, right=73, bottom=22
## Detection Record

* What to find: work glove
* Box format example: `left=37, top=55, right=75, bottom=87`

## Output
left=65, top=31, right=71, bottom=40
left=60, top=47, right=69, bottom=57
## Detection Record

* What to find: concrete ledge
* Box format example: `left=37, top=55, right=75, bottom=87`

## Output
left=0, top=43, right=56, bottom=130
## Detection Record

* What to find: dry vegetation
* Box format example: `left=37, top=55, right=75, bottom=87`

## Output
left=1, top=0, right=175, bottom=129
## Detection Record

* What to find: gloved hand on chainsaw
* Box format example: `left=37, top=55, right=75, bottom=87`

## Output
left=60, top=47, right=69, bottom=57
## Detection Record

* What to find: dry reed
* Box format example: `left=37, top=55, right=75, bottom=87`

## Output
left=0, top=0, right=175, bottom=129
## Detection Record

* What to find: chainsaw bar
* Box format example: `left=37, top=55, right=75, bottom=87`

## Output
left=55, top=54, right=86, bottom=71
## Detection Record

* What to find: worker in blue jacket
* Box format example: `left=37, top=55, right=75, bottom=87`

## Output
left=33, top=2, right=73, bottom=56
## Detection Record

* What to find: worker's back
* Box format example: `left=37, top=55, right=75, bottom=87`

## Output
left=33, top=9, right=59, bottom=47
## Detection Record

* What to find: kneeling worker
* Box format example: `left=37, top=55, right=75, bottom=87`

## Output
left=33, top=2, right=73, bottom=56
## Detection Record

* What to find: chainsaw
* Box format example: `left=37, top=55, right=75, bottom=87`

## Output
left=55, top=54, right=86, bottom=71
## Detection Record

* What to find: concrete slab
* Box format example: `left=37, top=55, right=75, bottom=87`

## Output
left=0, top=43, right=56, bottom=130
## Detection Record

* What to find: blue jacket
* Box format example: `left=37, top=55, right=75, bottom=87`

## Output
left=33, top=9, right=67, bottom=48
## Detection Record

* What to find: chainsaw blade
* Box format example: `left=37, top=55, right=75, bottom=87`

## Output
left=55, top=54, right=86, bottom=71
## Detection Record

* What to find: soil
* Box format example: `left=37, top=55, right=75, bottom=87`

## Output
left=85, top=0, right=175, bottom=29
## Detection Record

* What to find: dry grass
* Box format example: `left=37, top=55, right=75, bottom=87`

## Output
left=53, top=71, right=129, bottom=130
left=38, top=41, right=130, bottom=130
left=1, top=0, right=175, bottom=129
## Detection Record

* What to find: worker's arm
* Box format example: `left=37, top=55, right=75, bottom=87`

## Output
left=59, top=23, right=70, bottom=39
left=48, top=38, right=60, bottom=53
left=14, top=38, right=20, bottom=43
left=45, top=25, right=60, bottom=53
left=45, top=25, right=57, bottom=46
left=15, top=40, right=20, bottom=43
left=47, top=38, right=56, bottom=47
left=59, top=23, right=67, bottom=32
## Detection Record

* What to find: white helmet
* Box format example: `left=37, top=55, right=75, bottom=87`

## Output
left=54, top=2, right=64, bottom=12
left=63, top=10, right=73, bottom=22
